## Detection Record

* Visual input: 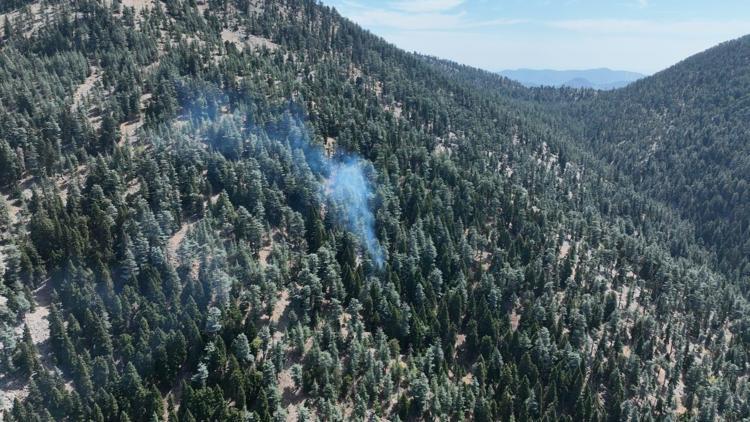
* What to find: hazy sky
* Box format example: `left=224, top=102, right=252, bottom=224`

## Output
left=321, top=0, right=750, bottom=74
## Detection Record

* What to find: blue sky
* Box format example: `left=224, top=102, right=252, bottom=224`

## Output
left=321, top=0, right=750, bottom=74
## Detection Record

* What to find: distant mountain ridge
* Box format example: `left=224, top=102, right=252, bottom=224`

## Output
left=499, top=68, right=645, bottom=89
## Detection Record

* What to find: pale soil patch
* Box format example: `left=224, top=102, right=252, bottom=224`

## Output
left=619, top=285, right=630, bottom=310
left=258, top=245, right=272, bottom=267
left=125, top=179, right=141, bottom=197
left=245, top=34, right=278, bottom=50
left=221, top=29, right=278, bottom=51
left=258, top=230, right=281, bottom=267
left=723, top=325, right=734, bottom=344
left=196, top=0, right=208, bottom=14
left=577, top=329, right=603, bottom=402
left=54, top=165, right=87, bottom=207
left=452, top=333, right=466, bottom=361
left=433, top=143, right=450, bottom=156
left=476, top=250, right=491, bottom=271
left=657, top=366, right=666, bottom=386
left=0, top=383, right=28, bottom=418
left=24, top=286, right=51, bottom=346
left=0, top=281, right=53, bottom=417
left=673, top=376, right=687, bottom=415
left=220, top=28, right=241, bottom=44
left=167, top=221, right=195, bottom=265
left=348, top=65, right=363, bottom=81
left=559, top=240, right=571, bottom=259
left=619, top=284, right=644, bottom=314
left=373, top=80, right=384, bottom=97
left=384, top=103, right=403, bottom=119
left=461, top=372, right=474, bottom=385
left=68, top=66, right=103, bottom=129
left=339, top=311, right=351, bottom=338
left=0, top=2, right=34, bottom=23
left=510, top=308, right=520, bottom=332
left=622, top=345, right=631, bottom=358
left=454, top=333, right=466, bottom=349
left=324, top=137, right=336, bottom=157
left=119, top=93, right=151, bottom=146
left=278, top=366, right=306, bottom=422
left=1, top=193, right=21, bottom=226
left=270, top=289, right=290, bottom=326
left=71, top=67, right=100, bottom=112
left=0, top=2, right=49, bottom=39
left=118, top=0, right=155, bottom=12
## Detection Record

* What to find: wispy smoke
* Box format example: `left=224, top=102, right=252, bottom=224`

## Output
left=278, top=109, right=385, bottom=268
left=185, top=94, right=386, bottom=267
left=325, top=159, right=385, bottom=268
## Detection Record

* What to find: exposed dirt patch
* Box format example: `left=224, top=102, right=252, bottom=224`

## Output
left=0, top=281, right=53, bottom=417
left=221, top=29, right=278, bottom=51
left=124, top=179, right=141, bottom=198
left=119, top=93, right=151, bottom=146
left=118, top=0, right=155, bottom=12
left=24, top=283, right=51, bottom=347
left=270, top=289, right=290, bottom=326
left=0, top=382, right=28, bottom=417
left=384, top=103, right=403, bottom=119
left=0, top=2, right=51, bottom=40
left=258, top=230, right=281, bottom=267
left=0, top=193, right=21, bottom=226
left=167, top=221, right=195, bottom=265
left=476, top=250, right=491, bottom=271
left=324, top=137, right=336, bottom=157
left=657, top=366, right=666, bottom=386
left=338, top=311, right=351, bottom=338
left=196, top=0, right=208, bottom=14
left=559, top=239, right=571, bottom=259
left=673, top=376, right=687, bottom=415
left=55, top=165, right=87, bottom=207
left=258, top=245, right=272, bottom=267
left=510, top=308, right=520, bottom=331
left=278, top=366, right=306, bottom=422
left=71, top=67, right=100, bottom=112
left=453, top=333, right=466, bottom=360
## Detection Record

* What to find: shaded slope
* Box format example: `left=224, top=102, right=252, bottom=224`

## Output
left=570, top=35, right=750, bottom=276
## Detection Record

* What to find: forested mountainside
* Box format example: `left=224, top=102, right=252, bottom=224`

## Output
left=563, top=35, right=750, bottom=278
left=0, top=1, right=749, bottom=421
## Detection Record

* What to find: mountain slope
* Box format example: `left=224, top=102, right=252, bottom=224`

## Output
left=0, top=1, right=747, bottom=421
left=567, top=35, right=750, bottom=277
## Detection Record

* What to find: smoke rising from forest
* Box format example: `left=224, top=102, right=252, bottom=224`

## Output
left=324, top=158, right=385, bottom=268
left=279, top=109, right=385, bottom=268
left=185, top=92, right=386, bottom=267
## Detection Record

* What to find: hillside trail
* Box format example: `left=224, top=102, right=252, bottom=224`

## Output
left=0, top=279, right=53, bottom=419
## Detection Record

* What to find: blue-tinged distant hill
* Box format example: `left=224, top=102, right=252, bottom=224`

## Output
left=498, top=68, right=645, bottom=89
